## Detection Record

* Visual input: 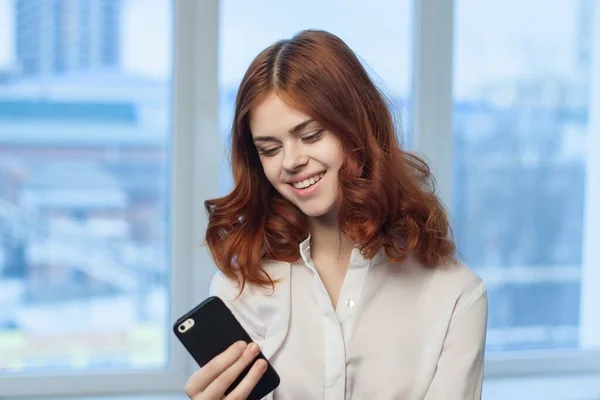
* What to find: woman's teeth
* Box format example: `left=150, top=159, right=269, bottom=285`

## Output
left=292, top=173, right=325, bottom=189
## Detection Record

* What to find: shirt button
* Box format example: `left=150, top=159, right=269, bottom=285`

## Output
left=345, top=298, right=355, bottom=308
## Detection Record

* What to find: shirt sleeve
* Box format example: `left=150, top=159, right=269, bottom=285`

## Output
left=209, top=270, right=267, bottom=343
left=424, top=280, right=488, bottom=400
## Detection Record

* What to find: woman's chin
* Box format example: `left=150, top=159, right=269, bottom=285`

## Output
left=297, top=203, right=337, bottom=220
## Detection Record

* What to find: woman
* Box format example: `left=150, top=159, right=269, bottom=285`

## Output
left=185, top=29, right=488, bottom=400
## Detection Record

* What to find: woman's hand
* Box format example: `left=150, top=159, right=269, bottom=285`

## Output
left=185, top=341, right=268, bottom=400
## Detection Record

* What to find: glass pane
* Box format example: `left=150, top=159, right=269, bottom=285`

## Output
left=218, top=0, right=413, bottom=194
left=453, top=0, right=598, bottom=352
left=0, top=0, right=172, bottom=372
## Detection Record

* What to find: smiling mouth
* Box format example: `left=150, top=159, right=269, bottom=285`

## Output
left=290, top=173, right=325, bottom=189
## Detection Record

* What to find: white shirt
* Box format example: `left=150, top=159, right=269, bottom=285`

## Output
left=210, top=237, right=488, bottom=400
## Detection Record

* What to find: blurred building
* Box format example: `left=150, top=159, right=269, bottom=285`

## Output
left=15, top=0, right=121, bottom=76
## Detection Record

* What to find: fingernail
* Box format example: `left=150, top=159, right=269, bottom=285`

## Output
left=248, top=343, right=259, bottom=354
left=237, top=341, right=247, bottom=350
left=258, top=359, right=268, bottom=371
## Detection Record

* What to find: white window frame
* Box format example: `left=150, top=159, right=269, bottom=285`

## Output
left=3, top=0, right=600, bottom=398
left=580, top=0, right=600, bottom=355
left=1, top=0, right=221, bottom=397
left=413, top=0, right=600, bottom=379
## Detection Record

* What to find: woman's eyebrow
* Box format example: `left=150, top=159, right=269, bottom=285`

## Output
left=253, top=118, right=316, bottom=142
left=288, top=118, right=315, bottom=135
left=253, top=135, right=279, bottom=143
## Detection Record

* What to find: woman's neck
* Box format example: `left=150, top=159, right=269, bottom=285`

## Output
left=307, top=212, right=354, bottom=308
left=308, top=213, right=354, bottom=263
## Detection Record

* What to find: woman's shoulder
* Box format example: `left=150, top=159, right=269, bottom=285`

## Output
left=377, top=253, right=488, bottom=326
left=208, top=260, right=292, bottom=332
left=421, top=256, right=487, bottom=312
left=209, top=259, right=291, bottom=301
left=209, top=260, right=292, bottom=357
left=386, top=253, right=486, bottom=305
left=433, top=257, right=485, bottom=292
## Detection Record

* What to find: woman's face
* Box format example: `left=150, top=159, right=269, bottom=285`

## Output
left=250, top=93, right=344, bottom=219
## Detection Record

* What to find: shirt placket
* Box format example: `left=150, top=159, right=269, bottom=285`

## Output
left=305, top=254, right=370, bottom=400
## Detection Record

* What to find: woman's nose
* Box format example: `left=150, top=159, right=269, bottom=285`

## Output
left=282, top=146, right=309, bottom=171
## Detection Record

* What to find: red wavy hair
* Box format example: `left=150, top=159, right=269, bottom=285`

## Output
left=205, top=30, right=455, bottom=289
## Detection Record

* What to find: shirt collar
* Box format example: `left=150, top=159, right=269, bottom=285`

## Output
left=299, top=235, right=313, bottom=265
left=299, top=234, right=384, bottom=267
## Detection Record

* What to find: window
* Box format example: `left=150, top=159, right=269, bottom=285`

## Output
left=453, top=0, right=600, bottom=354
left=1, top=0, right=599, bottom=398
left=0, top=0, right=181, bottom=395
left=217, top=0, right=413, bottom=194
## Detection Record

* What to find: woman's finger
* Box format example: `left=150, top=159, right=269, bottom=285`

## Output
left=224, top=359, right=268, bottom=400
left=201, top=342, right=262, bottom=399
left=184, top=341, right=247, bottom=397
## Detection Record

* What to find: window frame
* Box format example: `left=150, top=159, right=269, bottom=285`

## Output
left=580, top=0, right=600, bottom=357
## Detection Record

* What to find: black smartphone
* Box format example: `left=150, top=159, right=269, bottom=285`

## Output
left=173, top=296, right=280, bottom=399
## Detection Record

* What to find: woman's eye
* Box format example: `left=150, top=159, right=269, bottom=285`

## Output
left=258, top=147, right=279, bottom=157
left=302, top=129, right=325, bottom=143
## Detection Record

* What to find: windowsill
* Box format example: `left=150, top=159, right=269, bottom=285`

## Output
left=6, top=374, right=600, bottom=400
left=483, top=373, right=600, bottom=400
left=6, top=395, right=186, bottom=400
